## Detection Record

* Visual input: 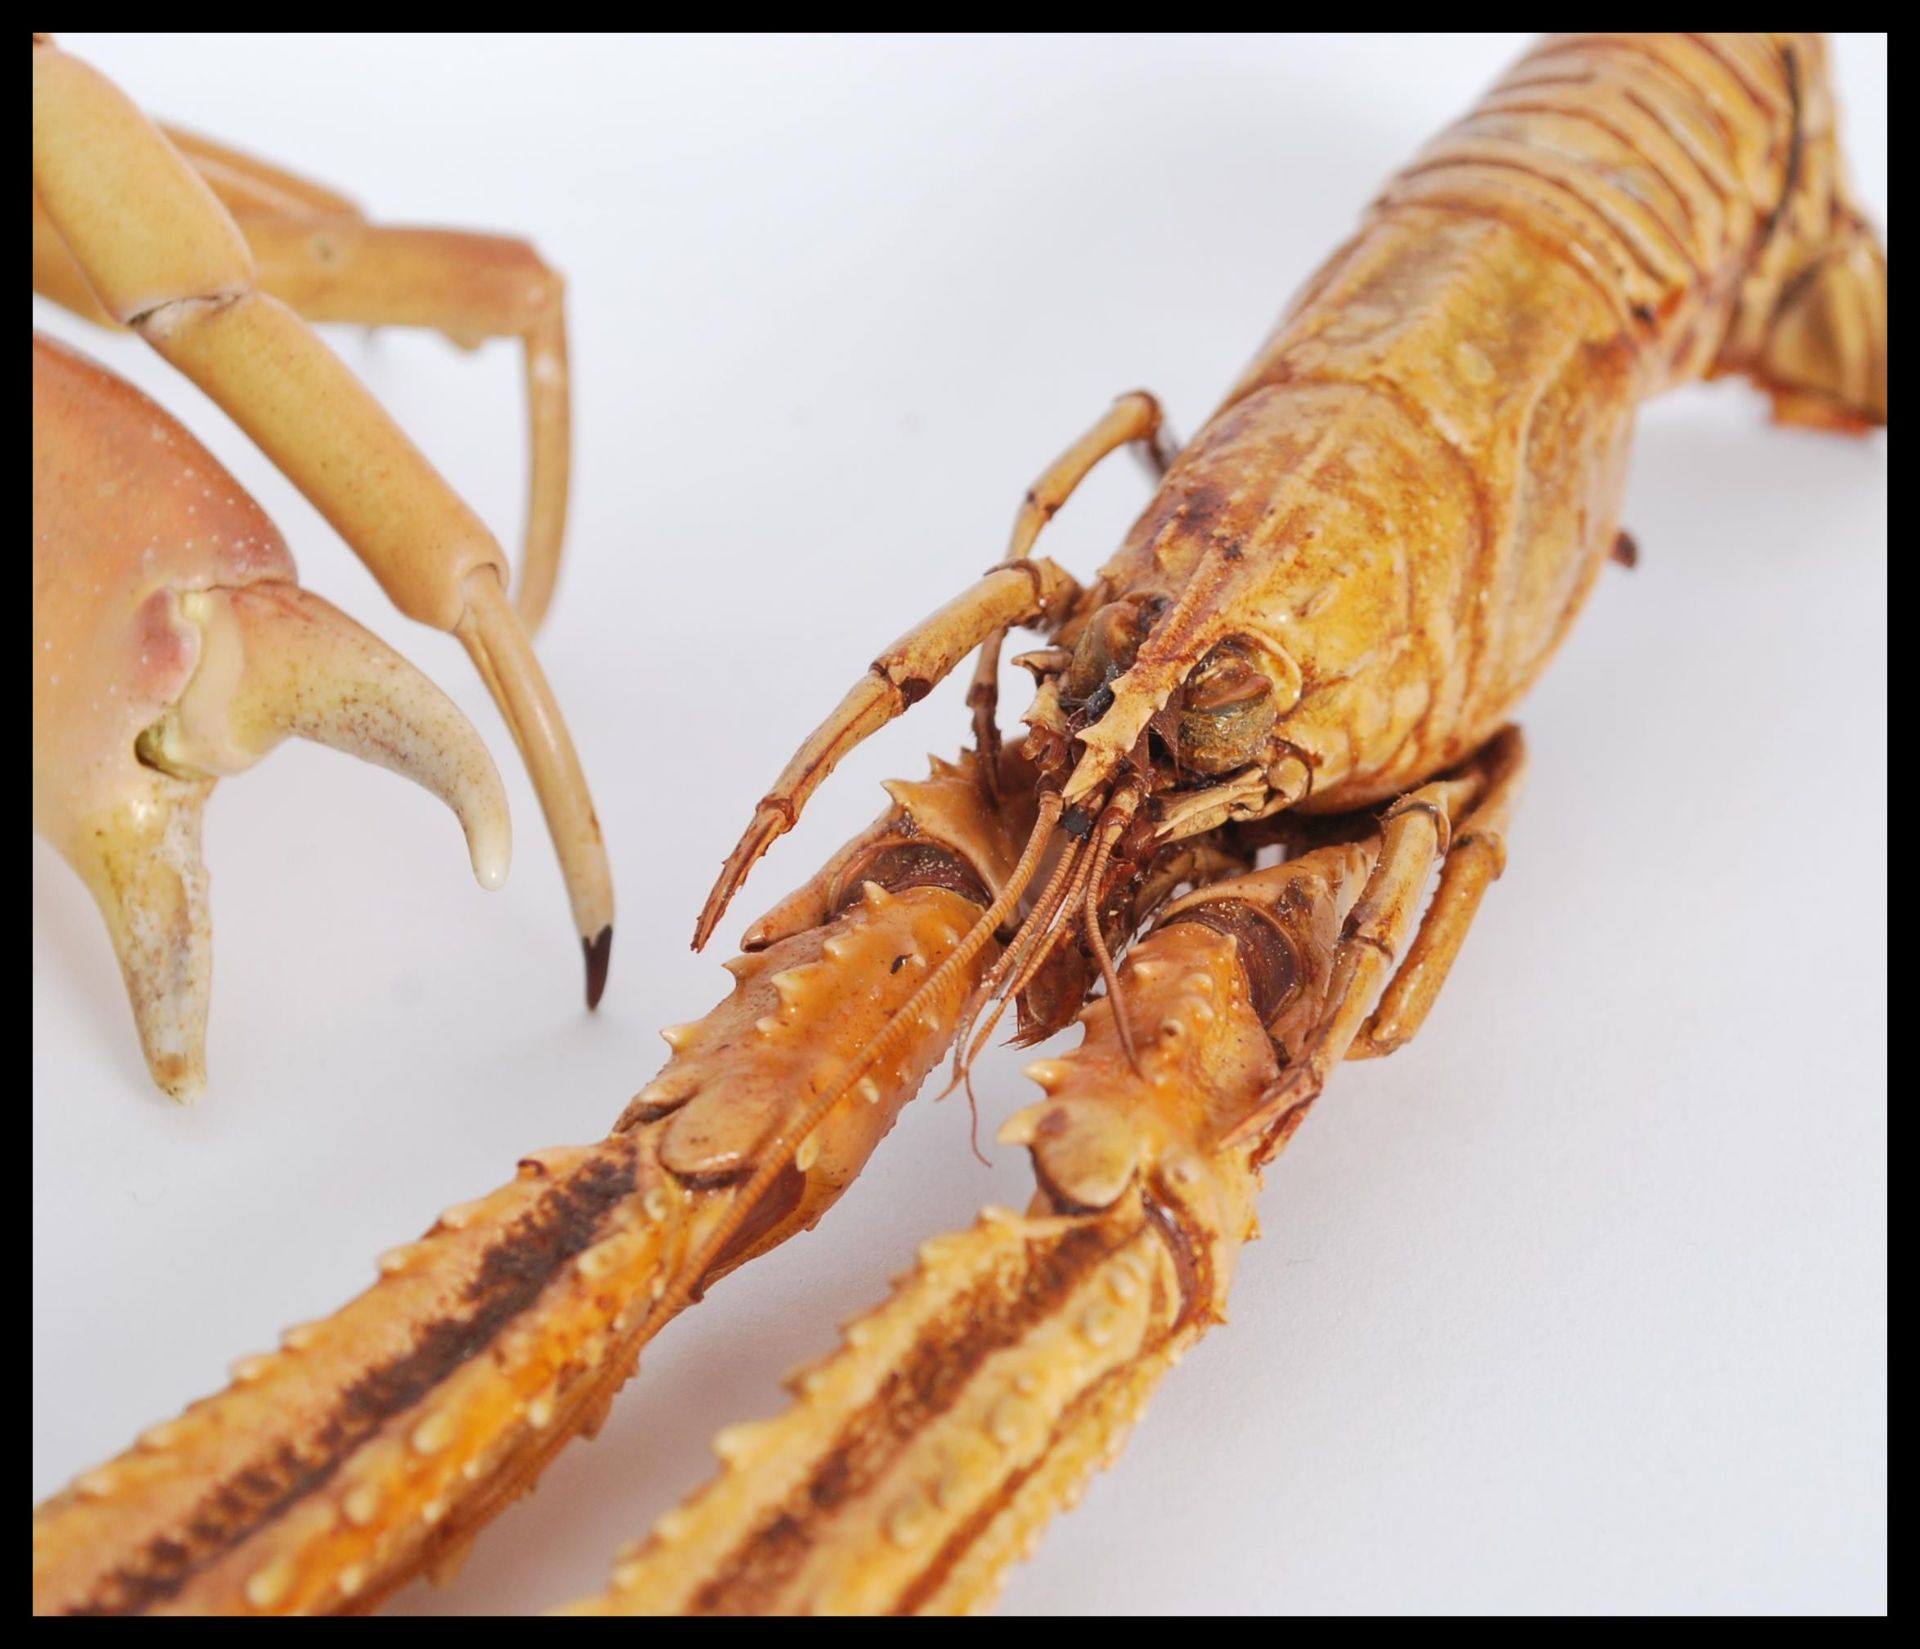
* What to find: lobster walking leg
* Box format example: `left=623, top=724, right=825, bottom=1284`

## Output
left=30, top=37, right=611, bottom=1001
left=968, top=391, right=1173, bottom=781
left=32, top=754, right=1033, bottom=1615
left=1350, top=726, right=1527, bottom=1059
left=1222, top=735, right=1525, bottom=1149
left=694, top=563, right=1081, bottom=949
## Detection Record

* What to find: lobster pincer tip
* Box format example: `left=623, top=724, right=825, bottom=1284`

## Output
left=583, top=924, right=613, bottom=1009
left=692, top=804, right=787, bottom=952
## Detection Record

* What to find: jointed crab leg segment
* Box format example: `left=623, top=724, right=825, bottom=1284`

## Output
left=33, top=752, right=1031, bottom=1615
left=574, top=844, right=1380, bottom=1615
left=30, top=37, right=611, bottom=1000
left=694, top=560, right=1080, bottom=950
left=155, top=124, right=363, bottom=217
left=33, top=107, right=573, bottom=630
left=454, top=570, right=613, bottom=1001
left=198, top=218, right=571, bottom=631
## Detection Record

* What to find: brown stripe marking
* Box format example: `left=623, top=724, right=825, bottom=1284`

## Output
left=71, top=1140, right=644, bottom=1615
left=893, top=1318, right=1178, bottom=1616
left=686, top=1223, right=1117, bottom=1614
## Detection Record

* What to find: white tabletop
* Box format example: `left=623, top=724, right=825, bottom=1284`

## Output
left=34, top=33, right=1887, bottom=1615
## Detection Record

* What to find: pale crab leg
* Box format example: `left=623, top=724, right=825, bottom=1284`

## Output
left=157, top=124, right=364, bottom=216
left=30, top=36, right=612, bottom=1002
left=233, top=219, right=572, bottom=630
left=569, top=842, right=1382, bottom=1616
left=967, top=391, right=1172, bottom=785
left=33, top=115, right=574, bottom=631
left=33, top=333, right=509, bottom=1098
left=32, top=754, right=1031, bottom=1615
left=693, top=559, right=1081, bottom=951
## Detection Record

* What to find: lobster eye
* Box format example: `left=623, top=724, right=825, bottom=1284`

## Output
left=1177, top=642, right=1276, bottom=775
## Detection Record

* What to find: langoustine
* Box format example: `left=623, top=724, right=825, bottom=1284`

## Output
left=33, top=32, right=1885, bottom=1614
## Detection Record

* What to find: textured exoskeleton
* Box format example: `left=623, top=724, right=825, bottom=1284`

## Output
left=33, top=32, right=1886, bottom=1615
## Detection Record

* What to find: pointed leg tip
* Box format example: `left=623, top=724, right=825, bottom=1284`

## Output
left=151, top=1055, right=207, bottom=1105
left=690, top=892, right=731, bottom=957
left=693, top=806, right=791, bottom=954
left=583, top=926, right=613, bottom=1009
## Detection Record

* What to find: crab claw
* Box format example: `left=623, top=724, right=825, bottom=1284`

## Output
left=34, top=332, right=513, bottom=1099
left=151, top=582, right=511, bottom=892
left=45, top=581, right=511, bottom=1101
left=59, top=774, right=216, bottom=1101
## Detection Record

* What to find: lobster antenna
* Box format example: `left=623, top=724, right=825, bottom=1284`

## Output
left=948, top=789, right=1112, bottom=1094
left=646, top=789, right=1066, bottom=1332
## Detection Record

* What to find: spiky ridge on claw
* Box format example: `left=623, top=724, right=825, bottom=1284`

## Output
left=33, top=755, right=1026, bottom=1616
left=572, top=845, right=1378, bottom=1616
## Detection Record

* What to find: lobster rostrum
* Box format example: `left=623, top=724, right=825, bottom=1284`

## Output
left=33, top=32, right=1885, bottom=1614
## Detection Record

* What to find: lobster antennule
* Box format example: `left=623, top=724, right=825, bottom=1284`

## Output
left=692, top=558, right=1079, bottom=951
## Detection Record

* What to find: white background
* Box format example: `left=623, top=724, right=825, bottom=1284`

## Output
left=34, top=34, right=1886, bottom=1616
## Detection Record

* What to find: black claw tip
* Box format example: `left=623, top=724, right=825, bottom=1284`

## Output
left=583, top=925, right=613, bottom=1009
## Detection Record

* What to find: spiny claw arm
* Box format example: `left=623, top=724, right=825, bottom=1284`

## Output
left=693, top=560, right=1079, bottom=952
left=33, top=754, right=1028, bottom=1615
left=574, top=845, right=1382, bottom=1616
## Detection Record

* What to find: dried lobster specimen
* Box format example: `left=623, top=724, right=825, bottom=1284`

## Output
left=33, top=32, right=1885, bottom=1615
left=31, top=35, right=611, bottom=1098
